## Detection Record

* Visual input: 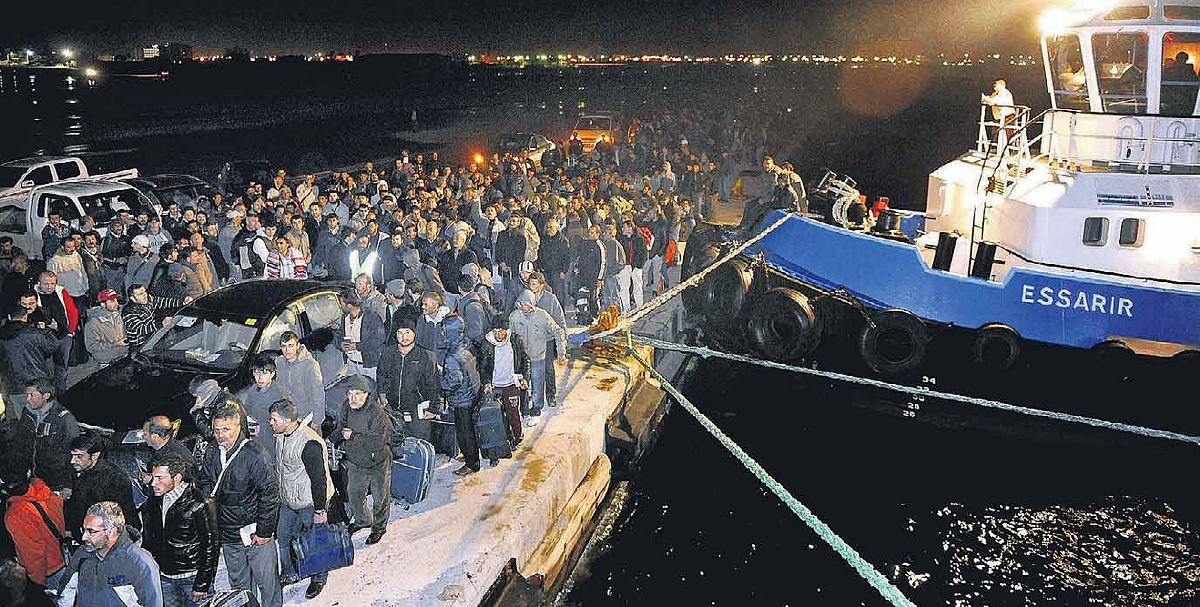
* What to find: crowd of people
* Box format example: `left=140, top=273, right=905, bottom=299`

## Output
left=0, top=106, right=794, bottom=606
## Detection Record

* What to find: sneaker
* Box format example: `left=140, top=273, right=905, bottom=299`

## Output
left=366, top=529, right=386, bottom=545
left=305, top=580, right=327, bottom=600
left=453, top=465, right=478, bottom=477
left=523, top=415, right=540, bottom=428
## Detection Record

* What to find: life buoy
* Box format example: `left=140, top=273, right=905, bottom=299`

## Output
left=858, top=309, right=929, bottom=376
left=747, top=287, right=821, bottom=362
left=971, top=324, right=1022, bottom=370
left=698, top=258, right=753, bottom=330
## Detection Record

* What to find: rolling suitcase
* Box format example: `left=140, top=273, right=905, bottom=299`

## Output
left=430, top=410, right=458, bottom=456
left=476, top=396, right=514, bottom=462
left=391, top=436, right=435, bottom=505
left=290, top=523, right=354, bottom=579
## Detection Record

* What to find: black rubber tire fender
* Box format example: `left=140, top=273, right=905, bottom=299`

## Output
left=971, top=323, right=1022, bottom=370
left=747, top=287, right=822, bottom=362
left=700, top=258, right=753, bottom=329
left=858, top=309, right=929, bottom=376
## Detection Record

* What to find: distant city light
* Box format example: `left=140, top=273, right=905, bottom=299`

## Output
left=24, top=50, right=33, bottom=57
left=61, top=49, right=73, bottom=59
left=84, top=67, right=98, bottom=77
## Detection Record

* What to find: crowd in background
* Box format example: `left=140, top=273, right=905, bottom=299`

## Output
left=0, top=105, right=797, bottom=606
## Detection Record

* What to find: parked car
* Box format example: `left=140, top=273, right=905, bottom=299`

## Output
left=216, top=159, right=276, bottom=195
left=0, top=155, right=138, bottom=200
left=0, top=180, right=160, bottom=259
left=498, top=132, right=561, bottom=170
left=572, top=112, right=622, bottom=153
left=64, top=279, right=353, bottom=436
left=122, top=174, right=218, bottom=212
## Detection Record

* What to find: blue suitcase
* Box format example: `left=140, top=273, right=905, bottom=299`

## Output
left=391, top=436, right=435, bottom=505
left=476, top=397, right=513, bottom=461
left=290, top=523, right=354, bottom=579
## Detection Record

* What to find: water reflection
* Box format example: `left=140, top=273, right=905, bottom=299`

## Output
left=0, top=66, right=91, bottom=159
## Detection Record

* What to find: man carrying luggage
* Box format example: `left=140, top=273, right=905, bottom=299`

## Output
left=268, top=399, right=335, bottom=599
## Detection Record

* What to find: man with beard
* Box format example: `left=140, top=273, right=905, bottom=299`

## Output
left=55, top=501, right=161, bottom=607
left=377, top=318, right=441, bottom=444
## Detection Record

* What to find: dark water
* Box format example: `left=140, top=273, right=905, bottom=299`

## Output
left=5, top=59, right=1192, bottom=605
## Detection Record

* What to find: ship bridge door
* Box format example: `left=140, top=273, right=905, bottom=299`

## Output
left=1045, top=34, right=1093, bottom=111
left=1160, top=32, right=1200, bottom=116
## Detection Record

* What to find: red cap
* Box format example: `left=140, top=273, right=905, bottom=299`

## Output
left=97, top=288, right=120, bottom=302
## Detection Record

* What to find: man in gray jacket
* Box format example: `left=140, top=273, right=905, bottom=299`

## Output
left=57, top=500, right=162, bottom=607
left=274, top=331, right=325, bottom=428
left=329, top=374, right=392, bottom=545
left=508, top=290, right=566, bottom=426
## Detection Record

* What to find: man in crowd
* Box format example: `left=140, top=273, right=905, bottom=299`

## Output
left=142, top=453, right=220, bottom=607
left=48, top=236, right=89, bottom=300
left=274, top=331, right=325, bottom=428
left=0, top=305, right=59, bottom=421
left=617, top=220, right=649, bottom=312
left=125, top=234, right=159, bottom=293
left=141, top=415, right=197, bottom=481
left=18, top=378, right=79, bottom=494
left=335, top=291, right=385, bottom=380
left=478, top=315, right=530, bottom=445
left=83, top=288, right=128, bottom=366
left=66, top=433, right=139, bottom=538
left=573, top=224, right=605, bottom=323
left=197, top=403, right=281, bottom=607
left=1, top=423, right=68, bottom=592
left=508, top=291, right=566, bottom=426
left=122, top=283, right=187, bottom=350
left=377, top=317, right=441, bottom=443
left=329, top=375, right=392, bottom=545
left=268, top=399, right=334, bottom=599
left=34, top=271, right=79, bottom=392
left=58, top=501, right=162, bottom=606
left=234, top=355, right=287, bottom=463
left=528, top=272, right=567, bottom=407
left=440, top=324, right=482, bottom=477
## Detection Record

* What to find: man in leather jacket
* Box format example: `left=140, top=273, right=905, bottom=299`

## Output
left=142, top=453, right=220, bottom=607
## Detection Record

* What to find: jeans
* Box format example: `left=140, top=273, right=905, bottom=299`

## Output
left=544, top=341, right=558, bottom=404
left=547, top=271, right=570, bottom=316
left=643, top=256, right=664, bottom=293
left=618, top=266, right=644, bottom=311
left=526, top=359, right=547, bottom=417
left=222, top=540, right=281, bottom=607
left=161, top=573, right=199, bottom=607
left=277, top=506, right=329, bottom=585
left=54, top=334, right=73, bottom=392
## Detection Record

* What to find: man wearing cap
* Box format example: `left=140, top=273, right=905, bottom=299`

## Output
left=509, top=290, right=566, bottom=425
left=383, top=278, right=420, bottom=336
left=124, top=234, right=158, bottom=295
left=329, top=374, right=392, bottom=545
left=504, top=259, right=535, bottom=314
left=478, top=315, right=530, bottom=443
left=454, top=274, right=490, bottom=353
left=377, top=317, right=442, bottom=443
left=334, top=292, right=386, bottom=380
left=83, top=288, right=128, bottom=366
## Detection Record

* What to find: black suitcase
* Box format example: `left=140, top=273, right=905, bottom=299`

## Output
left=476, top=396, right=513, bottom=462
left=430, top=410, right=458, bottom=456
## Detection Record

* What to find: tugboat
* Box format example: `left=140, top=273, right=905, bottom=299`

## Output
left=685, top=0, right=1200, bottom=389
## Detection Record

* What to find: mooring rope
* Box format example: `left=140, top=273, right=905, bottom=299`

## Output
left=626, top=346, right=919, bottom=607
left=628, top=335, right=1200, bottom=446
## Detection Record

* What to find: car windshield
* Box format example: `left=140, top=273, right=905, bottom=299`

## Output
left=78, top=188, right=156, bottom=227
left=575, top=117, right=612, bottom=130
left=0, top=166, right=28, bottom=187
left=139, top=313, right=258, bottom=371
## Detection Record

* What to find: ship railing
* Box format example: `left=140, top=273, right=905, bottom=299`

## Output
left=1040, top=111, right=1200, bottom=173
left=975, top=103, right=1032, bottom=163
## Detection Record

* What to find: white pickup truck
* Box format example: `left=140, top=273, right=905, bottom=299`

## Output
left=0, top=156, right=139, bottom=200
left=0, top=180, right=161, bottom=260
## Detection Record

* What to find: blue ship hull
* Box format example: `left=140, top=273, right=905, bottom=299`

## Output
left=743, top=210, right=1200, bottom=352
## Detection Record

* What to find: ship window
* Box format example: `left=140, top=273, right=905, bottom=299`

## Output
left=1083, top=217, right=1110, bottom=246
left=1165, top=5, right=1200, bottom=19
left=1047, top=35, right=1090, bottom=111
left=1118, top=218, right=1144, bottom=246
left=1093, top=33, right=1149, bottom=114
left=1161, top=33, right=1200, bottom=115
left=1105, top=5, right=1150, bottom=19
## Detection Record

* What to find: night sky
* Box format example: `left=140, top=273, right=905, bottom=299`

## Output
left=20, top=0, right=1050, bottom=57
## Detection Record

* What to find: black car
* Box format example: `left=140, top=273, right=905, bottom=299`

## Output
left=64, top=280, right=352, bottom=436
left=122, top=174, right=219, bottom=212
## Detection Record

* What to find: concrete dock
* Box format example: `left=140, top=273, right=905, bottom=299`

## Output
left=292, top=346, right=653, bottom=606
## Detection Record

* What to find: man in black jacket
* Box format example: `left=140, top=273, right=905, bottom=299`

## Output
left=572, top=224, right=605, bottom=323
left=1, top=307, right=59, bottom=420
left=66, top=433, right=139, bottom=538
left=329, top=374, right=392, bottom=545
left=537, top=220, right=571, bottom=314
left=376, top=317, right=442, bottom=445
left=478, top=315, right=531, bottom=444
left=196, top=403, right=281, bottom=607
left=16, top=378, right=79, bottom=493
left=143, top=453, right=219, bottom=607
